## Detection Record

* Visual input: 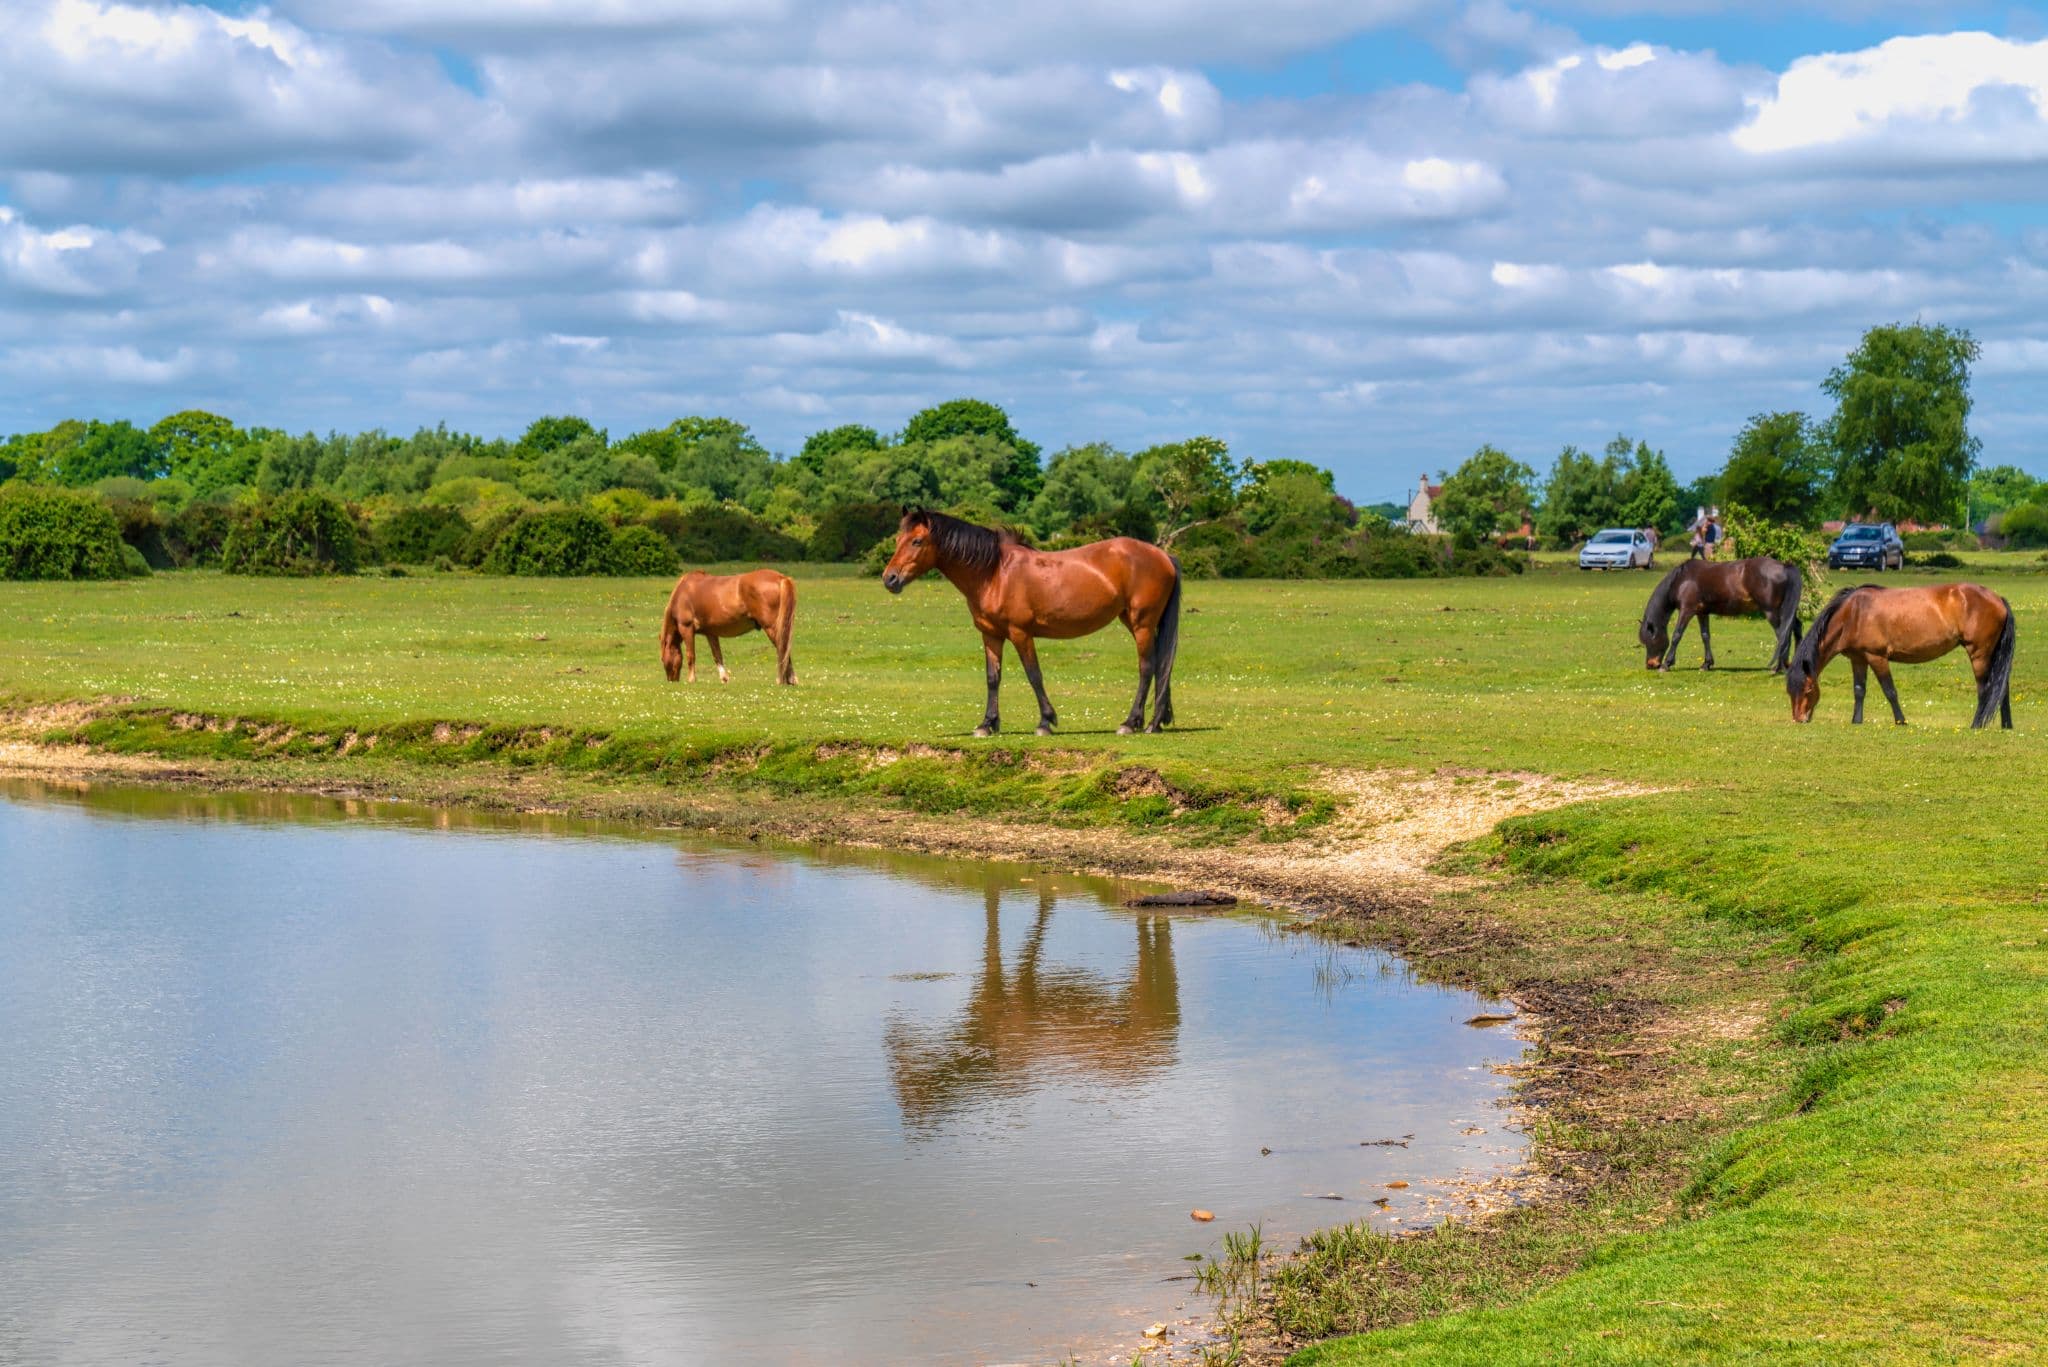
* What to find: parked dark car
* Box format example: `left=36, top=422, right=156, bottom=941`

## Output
left=1828, top=522, right=1904, bottom=571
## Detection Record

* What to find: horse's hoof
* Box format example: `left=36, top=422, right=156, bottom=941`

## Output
left=1145, top=723, right=1164, bottom=734
left=973, top=725, right=995, bottom=738
left=1116, top=723, right=1136, bottom=736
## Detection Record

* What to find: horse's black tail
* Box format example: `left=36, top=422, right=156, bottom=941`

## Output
left=1152, top=558, right=1182, bottom=727
left=1773, top=562, right=1805, bottom=671
left=1974, top=596, right=2016, bottom=730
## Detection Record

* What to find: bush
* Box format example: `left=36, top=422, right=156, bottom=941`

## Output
left=1907, top=551, right=1965, bottom=569
left=105, top=495, right=174, bottom=569
left=645, top=504, right=803, bottom=563
left=457, top=505, right=526, bottom=567
left=164, top=501, right=237, bottom=568
left=608, top=524, right=680, bottom=576
left=1903, top=530, right=1974, bottom=552
left=118, top=543, right=152, bottom=577
left=810, top=502, right=904, bottom=562
left=2000, top=502, right=2048, bottom=549
left=375, top=505, right=472, bottom=564
left=0, top=483, right=134, bottom=580
left=859, top=535, right=898, bottom=576
left=482, top=506, right=616, bottom=575
left=220, top=491, right=362, bottom=576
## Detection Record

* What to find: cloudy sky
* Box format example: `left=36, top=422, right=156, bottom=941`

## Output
left=2, top=0, right=2045, bottom=499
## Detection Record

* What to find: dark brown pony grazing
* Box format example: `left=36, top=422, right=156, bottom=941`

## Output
left=658, top=568, right=797, bottom=685
left=1639, top=556, right=1804, bottom=673
left=1787, top=583, right=2014, bottom=728
left=881, top=508, right=1181, bottom=736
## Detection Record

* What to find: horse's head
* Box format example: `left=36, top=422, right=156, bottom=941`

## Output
left=1637, top=614, right=1668, bottom=669
left=1786, top=655, right=1819, bottom=722
left=882, top=509, right=938, bottom=594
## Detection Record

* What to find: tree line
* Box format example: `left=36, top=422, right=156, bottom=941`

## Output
left=1432, top=322, right=2044, bottom=550
left=2, top=321, right=2039, bottom=582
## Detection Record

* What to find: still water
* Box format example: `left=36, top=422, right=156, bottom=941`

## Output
left=0, top=780, right=1526, bottom=1366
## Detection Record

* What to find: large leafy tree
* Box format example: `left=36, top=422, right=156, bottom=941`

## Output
left=1136, top=435, right=1241, bottom=546
left=1617, top=440, right=1681, bottom=533
left=152, top=410, right=254, bottom=494
left=1719, top=412, right=1824, bottom=525
left=1822, top=322, right=1980, bottom=523
left=901, top=398, right=1041, bottom=507
left=795, top=423, right=883, bottom=476
left=1967, top=465, right=2043, bottom=525
left=1537, top=444, right=1619, bottom=545
left=515, top=415, right=606, bottom=460
left=1435, top=445, right=1535, bottom=545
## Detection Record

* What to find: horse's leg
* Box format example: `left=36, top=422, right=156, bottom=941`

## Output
left=1767, top=605, right=1792, bottom=673
left=1698, top=613, right=1715, bottom=670
left=1011, top=633, right=1057, bottom=736
left=1119, top=623, right=1158, bottom=736
left=1850, top=655, right=1868, bottom=724
left=682, top=625, right=697, bottom=684
left=709, top=634, right=730, bottom=684
left=1662, top=607, right=1694, bottom=670
left=1870, top=658, right=1906, bottom=724
left=974, top=633, right=1003, bottom=738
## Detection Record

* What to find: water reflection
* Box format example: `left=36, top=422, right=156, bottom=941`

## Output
left=0, top=778, right=1527, bottom=1367
left=889, top=886, right=1181, bottom=1132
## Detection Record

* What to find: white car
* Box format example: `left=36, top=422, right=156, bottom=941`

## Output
left=1578, top=527, right=1655, bottom=570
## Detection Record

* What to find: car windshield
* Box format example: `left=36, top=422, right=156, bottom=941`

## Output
left=1842, top=527, right=1883, bottom=541
left=1590, top=531, right=1631, bottom=545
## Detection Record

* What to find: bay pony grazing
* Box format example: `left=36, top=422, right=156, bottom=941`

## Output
left=658, top=568, right=797, bottom=685
left=1639, top=557, right=1804, bottom=673
left=881, top=509, right=1181, bottom=736
left=1787, top=583, right=2014, bottom=728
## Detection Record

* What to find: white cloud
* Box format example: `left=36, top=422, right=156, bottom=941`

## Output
left=0, top=205, right=161, bottom=296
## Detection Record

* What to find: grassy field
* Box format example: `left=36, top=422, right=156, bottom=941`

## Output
left=3, top=559, right=2046, bottom=1361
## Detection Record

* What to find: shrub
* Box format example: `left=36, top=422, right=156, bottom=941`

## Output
left=105, top=495, right=175, bottom=569
left=2000, top=502, right=2048, bottom=549
left=118, top=543, right=152, bottom=577
left=0, top=483, right=134, bottom=580
left=1907, top=551, right=1965, bottom=569
left=164, top=501, right=238, bottom=568
left=647, top=504, right=803, bottom=563
left=375, top=505, right=472, bottom=564
left=457, top=505, right=526, bottom=567
left=859, top=535, right=898, bottom=576
left=1903, top=530, right=1973, bottom=552
left=220, top=491, right=362, bottom=576
left=482, top=506, right=616, bottom=575
left=811, top=502, right=904, bottom=562
left=608, top=524, right=680, bottom=576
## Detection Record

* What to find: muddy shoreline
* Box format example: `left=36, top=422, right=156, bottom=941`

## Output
left=0, top=707, right=1775, bottom=1364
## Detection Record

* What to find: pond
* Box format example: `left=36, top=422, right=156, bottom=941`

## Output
left=0, top=779, right=1527, bottom=1365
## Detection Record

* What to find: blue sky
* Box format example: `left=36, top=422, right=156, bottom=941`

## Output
left=2, top=1, right=2046, bottom=502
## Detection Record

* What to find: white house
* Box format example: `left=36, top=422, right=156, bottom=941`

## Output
left=1406, top=473, right=1443, bottom=534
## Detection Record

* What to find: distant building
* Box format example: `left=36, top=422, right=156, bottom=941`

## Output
left=1406, top=473, right=1443, bottom=534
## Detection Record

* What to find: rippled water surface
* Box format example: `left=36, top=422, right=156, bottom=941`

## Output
left=0, top=779, right=1525, bottom=1365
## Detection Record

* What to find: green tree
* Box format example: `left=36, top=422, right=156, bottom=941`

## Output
left=1537, top=445, right=1620, bottom=545
left=901, top=399, right=1041, bottom=507
left=1434, top=446, right=1535, bottom=546
left=515, top=415, right=605, bottom=460
left=152, top=410, right=255, bottom=494
left=1136, top=435, right=1241, bottom=546
left=1240, top=459, right=1347, bottom=536
left=1822, top=322, right=1980, bottom=524
left=1617, top=441, right=1681, bottom=533
left=1967, top=465, right=2043, bottom=525
left=1026, top=443, right=1137, bottom=538
left=795, top=423, right=883, bottom=476
left=1719, top=412, right=1824, bottom=525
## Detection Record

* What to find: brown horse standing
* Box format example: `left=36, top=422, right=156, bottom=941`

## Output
left=881, top=509, right=1181, bottom=736
left=658, top=568, right=797, bottom=685
left=1787, top=583, right=2014, bottom=728
left=1639, top=557, right=1804, bottom=673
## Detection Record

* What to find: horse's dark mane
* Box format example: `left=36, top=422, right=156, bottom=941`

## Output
left=904, top=507, right=1011, bottom=573
left=1787, top=585, right=1871, bottom=689
left=1641, top=562, right=1687, bottom=629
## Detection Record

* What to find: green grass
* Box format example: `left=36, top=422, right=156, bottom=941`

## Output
left=3, top=559, right=2046, bottom=1361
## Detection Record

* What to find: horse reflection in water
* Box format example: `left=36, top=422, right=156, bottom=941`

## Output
left=887, top=885, right=1182, bottom=1132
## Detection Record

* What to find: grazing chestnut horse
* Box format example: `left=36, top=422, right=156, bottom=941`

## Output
left=881, top=508, right=1181, bottom=736
left=1639, top=557, right=1804, bottom=673
left=1787, top=583, right=2014, bottom=728
left=658, top=568, right=796, bottom=685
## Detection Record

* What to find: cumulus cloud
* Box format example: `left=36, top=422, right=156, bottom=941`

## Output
left=3, top=4, right=2047, bottom=487
left=0, top=0, right=478, bottom=175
